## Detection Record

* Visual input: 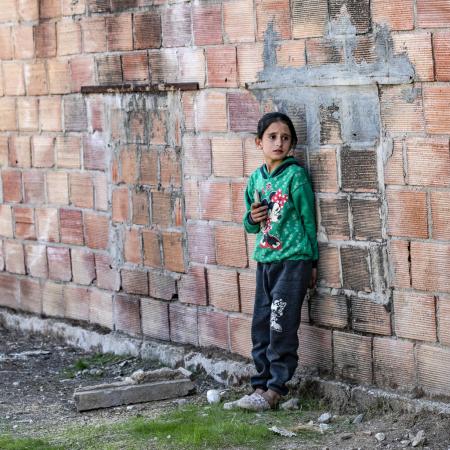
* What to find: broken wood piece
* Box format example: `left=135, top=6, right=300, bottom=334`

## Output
left=73, top=378, right=195, bottom=412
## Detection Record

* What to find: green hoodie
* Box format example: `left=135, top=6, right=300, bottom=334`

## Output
left=243, top=157, right=319, bottom=264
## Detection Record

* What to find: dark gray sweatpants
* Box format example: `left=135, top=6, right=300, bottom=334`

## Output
left=251, top=260, right=312, bottom=396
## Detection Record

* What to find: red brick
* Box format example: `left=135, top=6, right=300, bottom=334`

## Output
left=151, top=191, right=171, bottom=227
left=373, top=337, right=415, bottom=391
left=406, top=137, right=450, bottom=187
left=193, top=3, right=222, bottom=46
left=56, top=135, right=81, bottom=169
left=169, top=302, right=198, bottom=345
left=334, top=331, right=372, bottom=384
left=316, top=244, right=340, bottom=288
left=124, top=228, right=142, bottom=264
left=228, top=92, right=260, bottom=132
left=384, top=139, right=404, bottom=185
left=141, top=298, right=170, bottom=340
left=394, top=291, right=436, bottom=342
left=380, top=85, right=425, bottom=134
left=162, top=4, right=191, bottom=48
left=352, top=297, right=391, bottom=335
left=2, top=170, right=22, bottom=203
left=115, top=293, right=142, bottom=336
left=36, top=207, right=59, bottom=242
left=256, top=0, right=291, bottom=40
left=341, top=148, right=378, bottom=193
left=438, top=295, right=450, bottom=345
left=162, top=231, right=185, bottom=273
left=32, top=137, right=54, bottom=168
left=319, top=197, right=349, bottom=240
left=292, top=0, right=327, bottom=39
left=19, top=278, right=42, bottom=314
left=231, top=181, right=246, bottom=225
left=0, top=272, right=18, bottom=309
left=71, top=248, right=95, bottom=285
left=198, top=308, right=229, bottom=351
left=84, top=212, right=109, bottom=250
left=196, top=91, right=227, bottom=132
left=149, top=48, right=178, bottom=83
left=310, top=293, right=347, bottom=328
left=118, top=145, right=138, bottom=184
left=431, top=192, right=450, bottom=239
left=39, top=97, right=62, bottom=132
left=62, top=0, right=85, bottom=15
left=215, top=225, right=248, bottom=268
left=0, top=26, right=12, bottom=60
left=131, top=191, right=149, bottom=225
left=22, top=171, right=44, bottom=204
left=42, top=281, right=64, bottom=317
left=417, top=0, right=450, bottom=28
left=96, top=54, right=123, bottom=85
left=46, top=172, right=69, bottom=205
left=64, top=96, right=87, bottom=132
left=329, top=0, right=370, bottom=33
left=236, top=43, right=264, bottom=85
left=186, top=221, right=216, bottom=265
left=134, top=11, right=161, bottom=50
left=112, top=187, right=129, bottom=223
left=298, top=324, right=332, bottom=374
left=239, top=271, right=256, bottom=315
left=17, top=0, right=38, bottom=21
left=106, top=14, right=133, bottom=52
left=341, top=246, right=371, bottom=292
left=17, top=98, right=38, bottom=132
left=178, top=265, right=206, bottom=306
left=143, top=230, right=162, bottom=269
left=89, top=289, right=113, bottom=329
left=184, top=180, right=199, bottom=220
left=46, top=59, right=71, bottom=95
left=14, top=25, right=34, bottom=60
left=433, top=31, right=450, bottom=82
left=3, top=62, right=25, bottom=96
left=0, top=136, right=8, bottom=167
left=0, top=205, right=13, bottom=238
left=95, top=253, right=120, bottom=291
left=87, top=0, right=110, bottom=14
left=411, top=242, right=450, bottom=293
left=148, top=271, right=176, bottom=301
left=275, top=40, right=306, bottom=68
left=64, top=284, right=89, bottom=321
left=309, top=148, right=338, bottom=193
left=0, top=98, right=16, bottom=131
left=371, top=0, right=414, bottom=31
left=206, top=46, right=237, bottom=88
left=70, top=55, right=95, bottom=92
left=388, top=240, right=410, bottom=288
left=82, top=133, right=106, bottom=171
left=386, top=189, right=428, bottom=238
left=417, top=344, right=450, bottom=396
left=182, top=92, right=195, bottom=132
left=122, top=52, right=149, bottom=82
left=223, top=0, right=255, bottom=43
left=25, top=243, right=48, bottom=279
left=4, top=240, right=25, bottom=274
left=87, top=97, right=105, bottom=132
left=160, top=148, right=181, bottom=188
left=14, top=206, right=35, bottom=240
left=59, top=209, right=84, bottom=245
left=81, top=17, right=106, bottom=53
left=207, top=267, right=239, bottom=312
left=352, top=198, right=382, bottom=240
left=211, top=137, right=243, bottom=178
left=70, top=173, right=93, bottom=209
left=243, top=137, right=261, bottom=177
left=200, top=180, right=232, bottom=222
left=93, top=172, right=108, bottom=209
left=57, top=20, right=81, bottom=56
left=121, top=269, right=148, bottom=296
left=9, top=136, right=31, bottom=168
left=178, top=48, right=206, bottom=87
left=47, top=246, right=71, bottom=281
left=0, top=241, right=4, bottom=271
left=35, top=22, right=56, bottom=58
left=424, top=86, right=450, bottom=134
left=39, top=0, right=61, bottom=19
left=182, top=136, right=211, bottom=177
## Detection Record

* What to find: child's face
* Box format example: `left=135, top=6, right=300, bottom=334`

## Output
left=256, top=121, right=292, bottom=171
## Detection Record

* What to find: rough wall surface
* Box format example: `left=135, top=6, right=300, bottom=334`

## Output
left=0, top=0, right=449, bottom=398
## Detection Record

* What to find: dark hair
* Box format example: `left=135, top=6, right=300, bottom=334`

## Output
left=256, top=112, right=298, bottom=149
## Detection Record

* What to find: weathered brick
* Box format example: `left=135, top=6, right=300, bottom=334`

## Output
left=14, top=206, right=35, bottom=240
left=62, top=0, right=85, bottom=15
left=35, top=22, right=56, bottom=58
left=341, top=148, right=378, bottom=192
left=0, top=272, right=18, bottom=309
left=83, top=133, right=106, bottom=171
left=329, top=0, right=370, bottom=33
left=298, top=324, right=333, bottom=374
left=86, top=0, right=110, bottom=13
left=405, top=137, right=450, bottom=187
left=229, top=315, right=251, bottom=358
left=124, top=228, right=142, bottom=264
left=228, top=92, right=260, bottom=133
left=110, top=0, right=137, bottom=11
left=351, top=198, right=382, bottom=240
left=0, top=98, right=16, bottom=131
left=200, top=180, right=232, bottom=222
left=162, top=4, right=191, bottom=48
left=438, top=295, right=450, bottom=345
left=47, top=59, right=71, bottom=95
left=183, top=136, right=211, bottom=177
left=380, top=85, right=425, bottom=134
left=215, top=225, right=247, bottom=268
left=3, top=62, right=25, bottom=96
left=316, top=244, right=340, bottom=287
left=151, top=191, right=171, bottom=227
left=88, top=97, right=105, bottom=132
left=2, top=170, right=22, bottom=203
left=148, top=271, right=176, bottom=301
left=184, top=180, right=199, bottom=221
left=309, top=148, right=338, bottom=193
left=96, top=55, right=123, bottom=85
left=341, top=246, right=371, bottom=292
left=417, top=0, right=450, bottom=28
left=143, top=229, right=162, bottom=269
left=236, top=43, right=264, bottom=85
left=56, top=135, right=81, bottom=169
left=352, top=297, right=391, bottom=335
left=211, top=137, right=243, bottom=178
left=186, top=221, right=216, bottom=265
left=149, top=111, right=166, bottom=146
left=122, top=53, right=149, bottom=83
left=36, top=207, right=59, bottom=242
left=231, top=181, right=246, bottom=225
left=89, top=289, right=113, bottom=330
left=47, top=172, right=69, bottom=205
left=131, top=191, right=148, bottom=226
left=160, top=148, right=181, bottom=189
left=70, top=173, right=94, bottom=209
left=5, top=240, right=25, bottom=274
left=256, top=0, right=291, bottom=40
left=319, top=197, right=349, bottom=240
left=310, top=293, right=347, bottom=328
left=71, top=248, right=95, bottom=285
left=223, top=0, right=255, bottom=43
left=25, top=243, right=48, bottom=279
left=0, top=205, right=13, bottom=238
left=384, top=139, right=404, bottom=185
left=193, top=3, right=222, bottom=46
left=162, top=231, right=185, bottom=273
left=93, top=172, right=107, bottom=209
left=433, top=31, right=450, bottom=82
left=196, top=91, right=227, bottom=132
left=106, top=14, right=133, bottom=52
left=141, top=298, right=170, bottom=341
left=9, top=136, right=31, bottom=168
left=121, top=269, right=149, bottom=296
left=431, top=192, right=450, bottom=240
left=371, top=0, right=414, bottom=31
left=14, top=25, right=34, bottom=60
left=57, top=20, right=81, bottom=56
left=411, top=242, right=450, bottom=293
left=205, top=46, right=236, bottom=88
left=64, top=96, right=87, bottom=132
left=39, top=96, right=62, bottom=132
left=373, top=337, right=415, bottom=391
left=84, top=212, right=109, bottom=250
left=178, top=265, right=207, bottom=306
left=95, top=253, right=120, bottom=291
left=334, top=331, right=372, bottom=384
left=23, top=171, right=45, bottom=205
left=293, top=0, right=327, bottom=39
left=388, top=240, right=410, bottom=288
left=169, top=302, right=198, bottom=345
left=32, top=137, right=54, bottom=169
left=319, top=103, right=343, bottom=144
left=207, top=267, right=239, bottom=312
left=59, top=208, right=84, bottom=245
left=134, top=12, right=161, bottom=50
left=176, top=48, right=205, bottom=87
left=0, top=26, right=12, bottom=60
left=39, top=0, right=61, bottom=19
left=118, top=145, right=138, bottom=184
left=238, top=271, right=255, bottom=315
left=276, top=40, right=306, bottom=68
left=42, top=280, right=64, bottom=317
left=112, top=187, right=129, bottom=223
left=424, top=86, right=450, bottom=135
left=417, top=344, right=450, bottom=397
left=64, top=285, right=89, bottom=321
left=0, top=136, right=7, bottom=167
left=148, top=49, right=178, bottom=83
left=198, top=308, right=229, bottom=351
left=81, top=17, right=106, bottom=53
left=47, top=246, right=71, bottom=281
left=243, top=137, right=261, bottom=177
left=17, top=0, right=38, bottom=21
left=17, top=98, right=38, bottom=132
left=20, top=278, right=42, bottom=314
left=70, top=55, right=95, bottom=92
left=115, top=293, right=141, bottom=336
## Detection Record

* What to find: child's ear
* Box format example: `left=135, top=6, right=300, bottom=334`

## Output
left=255, top=137, right=262, bottom=149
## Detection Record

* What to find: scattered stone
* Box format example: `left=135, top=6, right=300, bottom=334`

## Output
left=401, top=440, right=411, bottom=447
left=269, top=426, right=296, bottom=437
left=318, top=412, right=333, bottom=423
left=173, top=398, right=188, bottom=407
left=126, top=405, right=135, bottom=411
left=128, top=367, right=192, bottom=384
left=292, top=423, right=316, bottom=433
left=206, top=389, right=222, bottom=404
left=363, top=430, right=373, bottom=436
left=412, top=430, right=426, bottom=447
left=341, top=433, right=353, bottom=440
left=308, top=420, right=314, bottom=426
left=375, top=432, right=386, bottom=442
left=319, top=423, right=330, bottom=433
left=280, top=398, right=300, bottom=410
left=353, top=413, right=364, bottom=424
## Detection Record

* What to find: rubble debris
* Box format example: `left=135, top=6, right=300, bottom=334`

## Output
left=269, top=426, right=297, bottom=437
left=280, top=398, right=300, bottom=410
left=375, top=432, right=386, bottom=442
left=318, top=412, right=333, bottom=424
left=353, top=413, right=364, bottom=424
left=411, top=430, right=426, bottom=447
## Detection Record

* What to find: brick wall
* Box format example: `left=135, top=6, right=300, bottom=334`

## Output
left=0, top=0, right=450, bottom=399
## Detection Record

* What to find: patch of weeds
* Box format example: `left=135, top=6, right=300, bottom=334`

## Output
left=0, top=434, right=63, bottom=450
left=61, top=353, right=126, bottom=379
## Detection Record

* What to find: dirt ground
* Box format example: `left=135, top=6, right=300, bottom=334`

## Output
left=1, top=321, right=450, bottom=450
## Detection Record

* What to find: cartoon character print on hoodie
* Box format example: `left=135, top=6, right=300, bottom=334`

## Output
left=258, top=186, right=289, bottom=250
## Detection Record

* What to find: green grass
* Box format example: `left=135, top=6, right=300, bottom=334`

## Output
left=0, top=435, right=63, bottom=450
left=61, top=353, right=126, bottom=379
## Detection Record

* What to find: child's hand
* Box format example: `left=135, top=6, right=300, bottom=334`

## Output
left=309, top=268, right=317, bottom=288
left=250, top=202, right=268, bottom=223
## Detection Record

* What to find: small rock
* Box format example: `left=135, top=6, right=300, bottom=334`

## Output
left=318, top=412, right=332, bottom=424
left=308, top=420, right=314, bottom=426
left=173, top=398, right=188, bottom=407
left=269, top=426, right=296, bottom=437
left=412, top=430, right=426, bottom=447
left=375, top=432, right=386, bottom=442
left=353, top=413, right=364, bottom=424
left=126, top=405, right=135, bottom=411
left=363, top=430, right=373, bottom=436
left=280, top=398, right=300, bottom=410
left=12, top=381, right=19, bottom=387
left=206, top=389, right=222, bottom=404
left=319, top=423, right=330, bottom=433
left=341, top=433, right=353, bottom=440
left=401, top=440, right=411, bottom=447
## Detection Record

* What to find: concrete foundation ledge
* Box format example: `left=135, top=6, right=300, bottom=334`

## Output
left=2, top=308, right=450, bottom=416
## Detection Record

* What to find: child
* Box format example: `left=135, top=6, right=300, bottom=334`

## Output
left=233, top=112, right=318, bottom=411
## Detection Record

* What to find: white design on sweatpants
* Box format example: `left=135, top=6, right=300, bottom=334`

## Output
left=270, top=298, right=287, bottom=332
